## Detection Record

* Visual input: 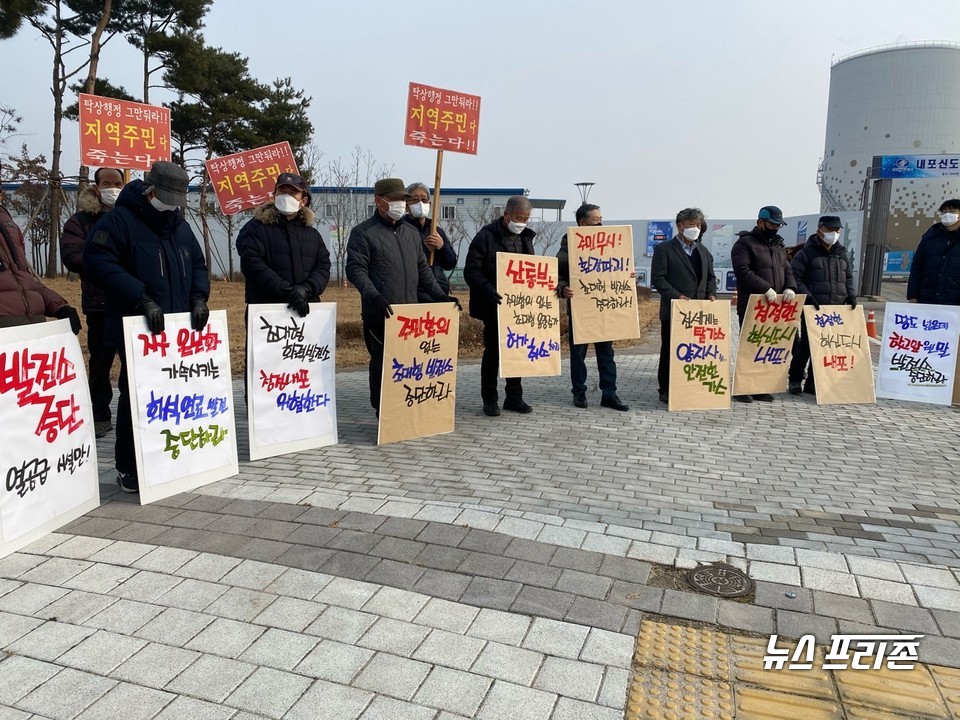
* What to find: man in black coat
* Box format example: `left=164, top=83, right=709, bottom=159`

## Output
left=907, top=198, right=960, bottom=306
left=731, top=205, right=798, bottom=403
left=346, top=178, right=459, bottom=415
left=651, top=207, right=717, bottom=405
left=85, top=161, right=210, bottom=494
left=788, top=215, right=856, bottom=395
left=236, top=173, right=330, bottom=316
left=464, top=196, right=537, bottom=417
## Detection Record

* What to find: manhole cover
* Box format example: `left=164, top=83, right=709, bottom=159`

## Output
left=686, top=562, right=754, bottom=598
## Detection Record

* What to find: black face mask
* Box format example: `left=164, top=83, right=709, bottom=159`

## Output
left=761, top=225, right=779, bottom=240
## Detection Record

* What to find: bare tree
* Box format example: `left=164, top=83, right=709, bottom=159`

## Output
left=530, top=220, right=566, bottom=257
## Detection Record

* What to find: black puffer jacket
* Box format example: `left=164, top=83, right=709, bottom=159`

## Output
left=346, top=212, right=447, bottom=320
left=84, top=180, right=210, bottom=345
left=731, top=227, right=797, bottom=318
left=907, top=222, right=960, bottom=305
left=402, top=216, right=458, bottom=301
left=61, top=186, right=109, bottom=312
left=790, top=235, right=854, bottom=305
left=464, top=219, right=536, bottom=321
left=236, top=203, right=331, bottom=304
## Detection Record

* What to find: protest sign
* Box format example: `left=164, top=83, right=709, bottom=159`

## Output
left=804, top=305, right=875, bottom=404
left=247, top=304, right=337, bottom=460
left=205, top=142, right=299, bottom=215
left=123, top=311, right=238, bottom=503
left=876, top=302, right=960, bottom=405
left=568, top=225, right=640, bottom=344
left=379, top=303, right=459, bottom=445
left=404, top=82, right=481, bottom=155
left=668, top=300, right=732, bottom=411
left=497, top=253, right=561, bottom=378
left=733, top=294, right=806, bottom=396
left=79, top=93, right=170, bottom=170
left=0, top=320, right=99, bottom=558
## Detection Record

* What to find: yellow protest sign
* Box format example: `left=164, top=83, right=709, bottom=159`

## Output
left=668, top=300, right=732, bottom=410
left=803, top=305, right=876, bottom=405
left=733, top=294, right=806, bottom=396
left=496, top=253, right=561, bottom=378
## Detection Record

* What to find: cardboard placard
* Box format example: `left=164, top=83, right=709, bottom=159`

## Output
left=668, top=300, right=732, bottom=411
left=123, top=311, right=239, bottom=503
left=496, top=253, right=561, bottom=378
left=205, top=142, right=299, bottom=215
left=804, top=305, right=876, bottom=405
left=568, top=225, right=640, bottom=345
left=78, top=93, right=170, bottom=170
left=733, top=294, right=806, bottom=396
left=247, top=304, right=337, bottom=460
left=0, top=320, right=100, bottom=559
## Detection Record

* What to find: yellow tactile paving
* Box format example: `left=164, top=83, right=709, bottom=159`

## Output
left=626, top=667, right=735, bottom=720
left=929, top=665, right=960, bottom=719
left=834, top=662, right=948, bottom=718
left=734, top=686, right=844, bottom=720
left=626, top=618, right=960, bottom=720
left=633, top=618, right=732, bottom=681
left=730, top=635, right=837, bottom=701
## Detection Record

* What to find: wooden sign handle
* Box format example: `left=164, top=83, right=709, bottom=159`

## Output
left=428, top=149, right=443, bottom=266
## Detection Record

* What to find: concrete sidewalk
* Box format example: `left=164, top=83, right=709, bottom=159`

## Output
left=2, top=351, right=959, bottom=718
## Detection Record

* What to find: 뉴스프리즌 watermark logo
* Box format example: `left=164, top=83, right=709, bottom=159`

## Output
left=763, top=634, right=923, bottom=671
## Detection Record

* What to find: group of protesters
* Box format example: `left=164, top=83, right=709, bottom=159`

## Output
left=2, top=159, right=959, bottom=495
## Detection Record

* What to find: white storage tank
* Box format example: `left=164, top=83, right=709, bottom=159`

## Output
left=820, top=42, right=960, bottom=250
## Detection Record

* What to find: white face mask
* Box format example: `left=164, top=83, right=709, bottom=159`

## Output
left=822, top=231, right=840, bottom=245
left=941, top=212, right=959, bottom=226
left=682, top=227, right=701, bottom=241
left=408, top=201, right=430, bottom=219
left=149, top=197, right=178, bottom=212
left=385, top=200, right=406, bottom=221
left=99, top=188, right=121, bottom=207
left=507, top=221, right=527, bottom=234
left=275, top=193, right=301, bottom=215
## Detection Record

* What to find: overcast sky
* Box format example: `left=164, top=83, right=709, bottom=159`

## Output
left=3, top=0, right=960, bottom=221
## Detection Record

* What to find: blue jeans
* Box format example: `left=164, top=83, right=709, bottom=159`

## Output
left=568, top=316, right=617, bottom=397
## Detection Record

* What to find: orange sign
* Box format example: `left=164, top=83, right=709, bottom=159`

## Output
left=78, top=94, right=170, bottom=170
left=205, top=142, right=299, bottom=216
left=404, top=82, right=481, bottom=155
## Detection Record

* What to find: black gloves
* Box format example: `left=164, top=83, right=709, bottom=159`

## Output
left=54, top=305, right=81, bottom=335
left=190, top=297, right=209, bottom=331
left=487, top=286, right=503, bottom=305
left=846, top=295, right=857, bottom=309
left=373, top=295, right=393, bottom=318
left=444, top=295, right=463, bottom=311
left=140, top=296, right=165, bottom=334
left=811, top=300, right=821, bottom=311
left=287, top=284, right=311, bottom=317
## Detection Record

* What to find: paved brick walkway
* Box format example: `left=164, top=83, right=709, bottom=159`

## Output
left=2, top=347, right=960, bottom=718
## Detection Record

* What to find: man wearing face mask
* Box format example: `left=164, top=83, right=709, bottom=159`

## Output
left=60, top=167, right=124, bottom=437
left=556, top=203, right=629, bottom=410
left=346, top=177, right=459, bottom=415
left=907, top=199, right=960, bottom=306
left=731, top=205, right=797, bottom=403
left=651, top=207, right=717, bottom=405
left=85, top=160, right=210, bottom=494
left=403, top=182, right=458, bottom=302
left=236, top=173, right=330, bottom=318
left=464, top=195, right=537, bottom=416
left=787, top=216, right=856, bottom=395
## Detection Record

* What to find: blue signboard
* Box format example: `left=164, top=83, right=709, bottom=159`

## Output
left=646, top=220, right=673, bottom=257
left=884, top=251, right=914, bottom=275
left=877, top=155, right=960, bottom=179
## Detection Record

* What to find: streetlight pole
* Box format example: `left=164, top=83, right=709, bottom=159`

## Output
left=574, top=182, right=595, bottom=206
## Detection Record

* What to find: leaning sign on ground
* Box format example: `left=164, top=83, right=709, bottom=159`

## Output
left=78, top=93, right=170, bottom=170
left=247, top=304, right=337, bottom=460
left=497, top=253, right=561, bottom=378
left=0, top=321, right=99, bottom=559
left=123, top=311, right=238, bottom=503
left=668, top=299, right=731, bottom=411
left=804, top=305, right=876, bottom=405
left=404, top=82, right=481, bottom=154
left=378, top=303, right=459, bottom=445
left=733, top=294, right=806, bottom=396
left=876, top=302, right=960, bottom=405
left=205, top=142, right=299, bottom=215
left=567, top=225, right=640, bottom=345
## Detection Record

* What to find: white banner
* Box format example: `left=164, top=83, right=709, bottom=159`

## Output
left=123, top=310, right=238, bottom=503
left=0, top=320, right=99, bottom=558
left=247, top=304, right=337, bottom=460
left=876, top=302, right=960, bottom=405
